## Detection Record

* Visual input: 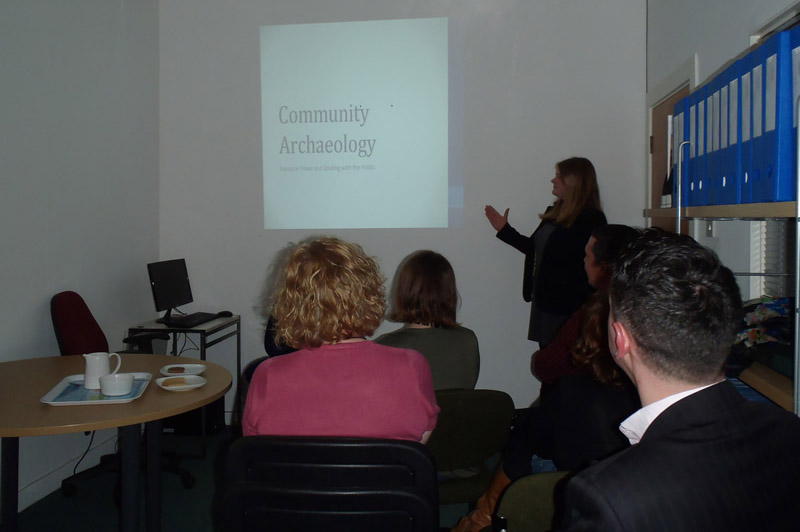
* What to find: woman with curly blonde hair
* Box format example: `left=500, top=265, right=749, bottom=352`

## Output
left=243, top=237, right=439, bottom=442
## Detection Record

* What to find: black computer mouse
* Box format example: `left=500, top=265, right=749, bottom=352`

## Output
left=218, top=310, right=233, bottom=318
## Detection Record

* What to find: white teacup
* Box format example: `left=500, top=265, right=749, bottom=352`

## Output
left=100, top=373, right=134, bottom=396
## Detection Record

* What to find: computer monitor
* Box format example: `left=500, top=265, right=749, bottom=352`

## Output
left=147, top=258, right=194, bottom=323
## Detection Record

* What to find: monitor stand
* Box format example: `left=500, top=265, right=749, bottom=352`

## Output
left=156, top=308, right=175, bottom=325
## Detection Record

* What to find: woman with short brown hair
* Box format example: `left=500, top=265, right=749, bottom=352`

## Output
left=376, top=250, right=480, bottom=390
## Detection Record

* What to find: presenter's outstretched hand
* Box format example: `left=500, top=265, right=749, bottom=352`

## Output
left=485, top=205, right=509, bottom=231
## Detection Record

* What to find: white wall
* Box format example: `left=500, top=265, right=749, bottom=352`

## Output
left=0, top=0, right=159, bottom=510
left=159, top=0, right=647, bottom=410
left=648, top=0, right=797, bottom=91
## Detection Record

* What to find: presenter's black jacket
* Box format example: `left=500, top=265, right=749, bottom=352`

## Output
left=496, top=206, right=606, bottom=322
left=558, top=380, right=800, bottom=532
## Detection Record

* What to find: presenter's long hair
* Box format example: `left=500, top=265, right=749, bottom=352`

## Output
left=541, top=157, right=602, bottom=227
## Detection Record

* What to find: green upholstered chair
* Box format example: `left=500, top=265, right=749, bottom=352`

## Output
left=492, top=470, right=570, bottom=532
left=426, top=389, right=516, bottom=505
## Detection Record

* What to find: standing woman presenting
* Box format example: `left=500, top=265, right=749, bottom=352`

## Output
left=486, top=157, right=606, bottom=346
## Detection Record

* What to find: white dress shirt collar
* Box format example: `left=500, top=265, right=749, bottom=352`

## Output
left=619, top=381, right=722, bottom=444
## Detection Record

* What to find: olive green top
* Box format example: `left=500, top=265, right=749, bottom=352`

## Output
left=374, top=326, right=480, bottom=390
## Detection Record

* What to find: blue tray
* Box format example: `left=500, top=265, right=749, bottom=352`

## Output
left=41, top=373, right=152, bottom=405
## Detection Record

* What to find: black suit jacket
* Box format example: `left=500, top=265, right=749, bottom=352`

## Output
left=558, top=380, right=800, bottom=531
left=496, top=207, right=606, bottom=316
left=496, top=207, right=606, bottom=342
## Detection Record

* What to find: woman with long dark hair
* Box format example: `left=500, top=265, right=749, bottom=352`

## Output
left=451, top=225, right=640, bottom=532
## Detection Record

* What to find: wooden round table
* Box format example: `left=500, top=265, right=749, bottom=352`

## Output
left=0, top=354, right=232, bottom=532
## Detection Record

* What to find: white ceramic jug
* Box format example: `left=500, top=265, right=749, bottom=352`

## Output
left=83, top=352, right=121, bottom=390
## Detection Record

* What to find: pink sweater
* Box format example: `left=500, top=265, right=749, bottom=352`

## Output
left=242, top=341, right=439, bottom=441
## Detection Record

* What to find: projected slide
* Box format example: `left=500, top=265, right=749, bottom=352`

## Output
left=260, top=18, right=449, bottom=229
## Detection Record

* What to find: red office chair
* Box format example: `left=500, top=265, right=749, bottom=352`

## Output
left=49, top=291, right=193, bottom=497
left=50, top=290, right=165, bottom=356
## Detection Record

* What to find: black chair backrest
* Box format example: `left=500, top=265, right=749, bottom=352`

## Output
left=226, top=435, right=437, bottom=497
left=426, top=388, right=516, bottom=471
left=224, top=486, right=438, bottom=532
left=221, top=436, right=439, bottom=532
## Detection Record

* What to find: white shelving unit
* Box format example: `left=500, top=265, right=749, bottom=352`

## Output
left=644, top=199, right=799, bottom=414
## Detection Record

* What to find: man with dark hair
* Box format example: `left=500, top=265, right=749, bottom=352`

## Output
left=558, top=229, right=800, bottom=531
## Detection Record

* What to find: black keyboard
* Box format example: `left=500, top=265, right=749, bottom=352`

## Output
left=161, top=312, right=219, bottom=328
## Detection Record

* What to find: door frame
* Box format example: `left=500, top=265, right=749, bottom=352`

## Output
left=645, top=55, right=698, bottom=231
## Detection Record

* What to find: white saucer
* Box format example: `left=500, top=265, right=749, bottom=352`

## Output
left=159, top=364, right=206, bottom=377
left=156, top=375, right=207, bottom=392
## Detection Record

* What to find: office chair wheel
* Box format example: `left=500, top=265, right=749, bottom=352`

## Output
left=180, top=471, right=196, bottom=489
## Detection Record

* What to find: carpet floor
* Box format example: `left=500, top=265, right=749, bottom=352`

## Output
left=16, top=426, right=467, bottom=531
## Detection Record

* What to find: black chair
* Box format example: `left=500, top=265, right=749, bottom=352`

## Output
left=219, top=435, right=440, bottom=532
left=426, top=389, right=516, bottom=505
left=239, top=316, right=297, bottom=412
left=49, top=290, right=193, bottom=496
